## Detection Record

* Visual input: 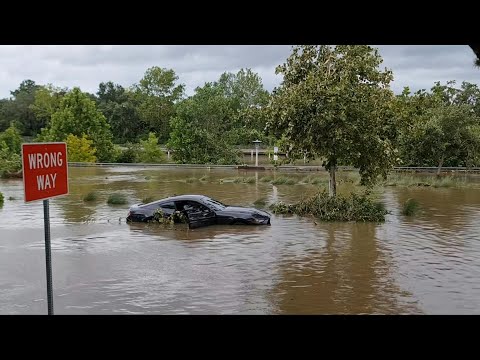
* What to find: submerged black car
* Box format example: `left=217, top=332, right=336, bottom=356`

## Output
left=126, top=194, right=271, bottom=229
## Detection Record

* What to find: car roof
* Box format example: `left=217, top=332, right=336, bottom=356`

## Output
left=144, top=194, right=210, bottom=206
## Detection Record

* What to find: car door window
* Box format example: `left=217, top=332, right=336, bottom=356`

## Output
left=159, top=201, right=176, bottom=214
left=176, top=201, right=213, bottom=217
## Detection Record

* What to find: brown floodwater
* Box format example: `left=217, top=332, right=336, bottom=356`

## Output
left=1, top=166, right=480, bottom=314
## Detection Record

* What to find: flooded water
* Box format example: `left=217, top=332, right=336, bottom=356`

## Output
left=1, top=166, right=480, bottom=314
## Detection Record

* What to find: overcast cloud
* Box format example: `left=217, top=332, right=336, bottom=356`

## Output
left=0, top=45, right=478, bottom=98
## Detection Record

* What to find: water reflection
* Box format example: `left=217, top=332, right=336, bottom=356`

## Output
left=271, top=222, right=421, bottom=314
left=1, top=167, right=480, bottom=314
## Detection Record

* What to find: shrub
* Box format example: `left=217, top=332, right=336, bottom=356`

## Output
left=138, top=133, right=165, bottom=163
left=402, top=198, right=420, bottom=216
left=65, top=134, right=97, bottom=162
left=270, top=190, right=388, bottom=222
left=107, top=193, right=127, bottom=205
left=83, top=192, right=98, bottom=202
left=116, top=142, right=140, bottom=163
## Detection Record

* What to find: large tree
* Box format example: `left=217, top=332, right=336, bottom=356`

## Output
left=30, top=84, right=66, bottom=131
left=5, top=80, right=42, bottom=136
left=133, top=67, right=184, bottom=142
left=215, top=68, right=272, bottom=145
left=168, top=83, right=240, bottom=165
left=265, top=45, right=397, bottom=196
left=97, top=81, right=145, bottom=143
left=39, top=87, right=115, bottom=162
left=397, top=81, right=480, bottom=170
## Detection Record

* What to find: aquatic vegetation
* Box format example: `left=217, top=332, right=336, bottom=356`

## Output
left=107, top=193, right=127, bottom=205
left=270, top=190, right=388, bottom=222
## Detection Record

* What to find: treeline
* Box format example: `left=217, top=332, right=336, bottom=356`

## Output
left=1, top=46, right=480, bottom=183
left=0, top=67, right=272, bottom=175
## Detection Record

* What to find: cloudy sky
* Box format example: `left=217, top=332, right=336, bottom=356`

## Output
left=0, top=45, right=479, bottom=98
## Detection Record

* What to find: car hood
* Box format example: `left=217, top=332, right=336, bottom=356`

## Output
left=219, top=206, right=270, bottom=217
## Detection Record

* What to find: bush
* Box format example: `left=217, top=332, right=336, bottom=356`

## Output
left=0, top=125, right=22, bottom=155
left=107, top=193, right=127, bottom=205
left=402, top=198, right=420, bottom=216
left=65, top=134, right=97, bottom=162
left=0, top=191, right=4, bottom=206
left=270, top=190, right=388, bottom=222
left=116, top=142, right=140, bottom=163
left=0, top=141, right=22, bottom=178
left=83, top=192, right=98, bottom=202
left=139, top=133, right=165, bottom=163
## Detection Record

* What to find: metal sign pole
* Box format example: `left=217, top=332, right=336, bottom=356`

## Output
left=43, top=199, right=54, bottom=315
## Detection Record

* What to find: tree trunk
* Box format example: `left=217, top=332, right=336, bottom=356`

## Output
left=328, top=166, right=337, bottom=197
left=436, top=155, right=445, bottom=177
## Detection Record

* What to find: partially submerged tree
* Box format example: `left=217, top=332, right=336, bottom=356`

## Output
left=266, top=45, right=398, bottom=196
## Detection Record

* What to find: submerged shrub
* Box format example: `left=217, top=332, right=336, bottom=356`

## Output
left=270, top=190, right=388, bottom=222
left=83, top=192, right=98, bottom=202
left=402, top=198, right=420, bottom=216
left=107, top=193, right=127, bottom=205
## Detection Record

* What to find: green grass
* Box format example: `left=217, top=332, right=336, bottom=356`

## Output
left=83, top=192, right=98, bottom=202
left=401, top=198, right=420, bottom=216
left=383, top=174, right=468, bottom=188
left=260, top=176, right=273, bottom=182
left=272, top=176, right=289, bottom=185
left=107, top=193, right=127, bottom=205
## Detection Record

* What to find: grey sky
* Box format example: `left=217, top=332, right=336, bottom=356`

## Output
left=0, top=45, right=478, bottom=98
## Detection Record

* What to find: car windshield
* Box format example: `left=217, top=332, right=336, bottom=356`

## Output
left=205, top=198, right=226, bottom=210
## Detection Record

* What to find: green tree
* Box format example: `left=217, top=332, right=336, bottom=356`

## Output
left=96, top=82, right=146, bottom=143
left=40, top=87, right=115, bottom=162
left=214, top=69, right=272, bottom=146
left=265, top=45, right=397, bottom=196
left=0, top=124, right=22, bottom=155
left=0, top=124, right=23, bottom=177
left=7, top=80, right=42, bottom=136
left=397, top=81, right=480, bottom=168
left=138, top=132, right=165, bottom=163
left=133, top=67, right=184, bottom=143
left=168, top=83, right=241, bottom=165
left=30, top=84, right=66, bottom=131
left=65, top=134, right=97, bottom=162
left=407, top=104, right=480, bottom=174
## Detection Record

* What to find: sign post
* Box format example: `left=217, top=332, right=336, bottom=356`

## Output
left=273, top=146, right=279, bottom=164
left=22, top=142, right=69, bottom=315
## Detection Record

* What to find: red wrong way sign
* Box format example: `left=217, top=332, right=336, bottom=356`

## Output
left=22, top=142, right=69, bottom=203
